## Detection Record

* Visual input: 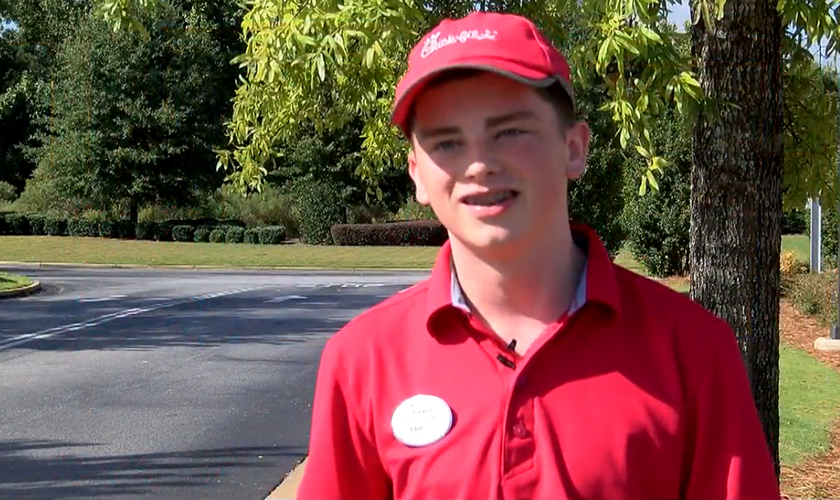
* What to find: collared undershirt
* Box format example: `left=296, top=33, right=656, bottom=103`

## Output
left=449, top=241, right=589, bottom=316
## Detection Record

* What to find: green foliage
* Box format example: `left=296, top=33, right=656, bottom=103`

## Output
left=153, top=222, right=173, bottom=242
left=214, top=184, right=298, bottom=235
left=27, top=213, right=46, bottom=235
left=3, top=212, right=30, bottom=235
left=209, top=228, right=226, bottom=243
left=193, top=226, right=212, bottom=243
left=0, top=181, right=16, bottom=202
left=822, top=203, right=838, bottom=269
left=68, top=218, right=100, bottom=237
left=172, top=225, right=195, bottom=242
left=22, top=1, right=233, bottom=217
left=621, top=107, right=692, bottom=278
left=136, top=221, right=156, bottom=240
left=291, top=177, right=347, bottom=245
left=331, top=220, right=448, bottom=246
left=99, top=220, right=121, bottom=239
left=225, top=226, right=245, bottom=243
left=44, top=216, right=67, bottom=236
left=392, top=199, right=438, bottom=221
left=258, top=226, right=285, bottom=245
left=244, top=228, right=260, bottom=244
left=783, top=207, right=808, bottom=235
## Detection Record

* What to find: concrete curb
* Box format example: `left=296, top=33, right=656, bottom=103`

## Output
left=0, top=280, right=41, bottom=299
left=0, top=261, right=431, bottom=272
left=266, top=458, right=306, bottom=500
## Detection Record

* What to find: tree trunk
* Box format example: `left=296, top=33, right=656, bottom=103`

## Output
left=129, top=200, right=139, bottom=224
left=690, top=0, right=784, bottom=479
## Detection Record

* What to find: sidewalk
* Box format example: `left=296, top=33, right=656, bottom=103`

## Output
left=266, top=458, right=307, bottom=499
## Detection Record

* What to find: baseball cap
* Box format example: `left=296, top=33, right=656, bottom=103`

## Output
left=391, top=11, right=576, bottom=137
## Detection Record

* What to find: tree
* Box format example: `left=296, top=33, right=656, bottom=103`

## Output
left=22, top=2, right=237, bottom=221
left=95, top=0, right=840, bottom=479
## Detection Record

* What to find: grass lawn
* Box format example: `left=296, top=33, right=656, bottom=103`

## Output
left=0, top=271, right=32, bottom=292
left=784, top=234, right=811, bottom=263
left=779, top=343, right=840, bottom=465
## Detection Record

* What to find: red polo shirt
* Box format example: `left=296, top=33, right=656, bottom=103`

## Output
left=296, top=224, right=781, bottom=500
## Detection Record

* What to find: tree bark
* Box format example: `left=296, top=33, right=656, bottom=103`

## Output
left=690, top=0, right=784, bottom=479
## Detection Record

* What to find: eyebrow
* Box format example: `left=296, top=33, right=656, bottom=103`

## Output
left=415, top=110, right=538, bottom=141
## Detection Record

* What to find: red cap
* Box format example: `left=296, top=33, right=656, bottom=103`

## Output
left=391, top=11, right=576, bottom=137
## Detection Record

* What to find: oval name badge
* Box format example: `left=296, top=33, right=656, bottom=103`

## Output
left=390, top=394, right=453, bottom=448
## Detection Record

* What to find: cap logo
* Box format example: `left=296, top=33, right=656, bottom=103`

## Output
left=420, top=29, right=498, bottom=58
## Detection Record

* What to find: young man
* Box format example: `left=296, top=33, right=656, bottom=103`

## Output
left=296, top=11, right=782, bottom=500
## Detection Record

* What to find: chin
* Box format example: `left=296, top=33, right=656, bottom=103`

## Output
left=450, top=225, right=524, bottom=254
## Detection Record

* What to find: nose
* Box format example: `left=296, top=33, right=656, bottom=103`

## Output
left=463, top=141, right=501, bottom=180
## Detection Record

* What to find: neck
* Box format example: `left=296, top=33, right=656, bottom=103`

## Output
left=449, top=221, right=586, bottom=326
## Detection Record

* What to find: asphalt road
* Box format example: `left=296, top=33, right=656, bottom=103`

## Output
left=0, top=265, right=428, bottom=500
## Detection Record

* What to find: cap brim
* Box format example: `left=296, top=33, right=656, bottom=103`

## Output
left=391, top=61, right=576, bottom=137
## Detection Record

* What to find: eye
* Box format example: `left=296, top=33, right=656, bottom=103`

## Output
left=496, top=128, right=528, bottom=139
left=433, top=139, right=461, bottom=151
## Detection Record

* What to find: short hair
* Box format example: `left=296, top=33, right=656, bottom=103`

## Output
left=405, top=68, right=578, bottom=137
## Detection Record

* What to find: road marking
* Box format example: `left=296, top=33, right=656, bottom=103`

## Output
left=0, top=286, right=267, bottom=351
left=265, top=295, right=308, bottom=304
left=79, top=295, right=127, bottom=303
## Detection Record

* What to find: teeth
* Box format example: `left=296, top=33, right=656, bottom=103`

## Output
left=465, top=191, right=515, bottom=206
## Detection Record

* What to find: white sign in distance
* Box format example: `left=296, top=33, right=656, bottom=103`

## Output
left=390, top=394, right=453, bottom=448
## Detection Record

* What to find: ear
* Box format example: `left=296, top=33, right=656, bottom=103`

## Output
left=407, top=147, right=431, bottom=205
left=564, top=121, right=591, bottom=180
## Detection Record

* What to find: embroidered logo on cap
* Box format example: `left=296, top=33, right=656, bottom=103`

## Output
left=420, top=29, right=499, bottom=58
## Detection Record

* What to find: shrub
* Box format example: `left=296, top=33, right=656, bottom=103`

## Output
left=98, top=220, right=121, bottom=239
left=172, top=225, right=195, bottom=242
left=153, top=221, right=174, bottom=242
left=244, top=228, right=260, bottom=244
left=822, top=204, right=838, bottom=269
left=258, top=226, right=285, bottom=244
left=782, top=207, right=808, bottom=235
left=116, top=220, right=136, bottom=239
left=194, top=226, right=213, bottom=242
left=291, top=177, right=346, bottom=245
left=225, top=226, right=245, bottom=243
left=780, top=250, right=809, bottom=278
left=44, top=217, right=67, bottom=236
left=783, top=270, right=839, bottom=326
left=67, top=218, right=100, bottom=237
left=3, top=213, right=30, bottom=235
left=0, top=181, right=16, bottom=202
left=331, top=220, right=448, bottom=246
left=392, top=199, right=437, bottom=221
left=28, top=214, right=47, bottom=235
left=621, top=108, right=691, bottom=277
left=136, top=221, right=157, bottom=240
left=209, top=228, right=226, bottom=243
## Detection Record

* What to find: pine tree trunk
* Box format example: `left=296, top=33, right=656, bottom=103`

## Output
left=690, top=0, right=784, bottom=479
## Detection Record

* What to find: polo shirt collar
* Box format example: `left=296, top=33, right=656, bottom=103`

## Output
left=425, top=223, right=622, bottom=333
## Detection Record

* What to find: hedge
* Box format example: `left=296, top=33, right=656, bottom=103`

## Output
left=331, top=220, right=448, bottom=246
left=136, top=221, right=156, bottom=240
left=194, top=226, right=212, bottom=242
left=3, top=213, right=30, bottom=235
left=244, top=228, right=260, bottom=244
left=67, top=218, right=100, bottom=237
left=209, top=228, right=227, bottom=243
left=172, top=225, right=196, bottom=242
left=28, top=214, right=47, bottom=235
left=44, top=217, right=67, bottom=236
left=258, top=226, right=285, bottom=244
left=226, top=226, right=245, bottom=243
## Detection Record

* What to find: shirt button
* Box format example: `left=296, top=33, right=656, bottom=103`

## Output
left=512, top=422, right=529, bottom=438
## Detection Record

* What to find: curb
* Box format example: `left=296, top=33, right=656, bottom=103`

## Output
left=266, top=458, right=307, bottom=500
left=0, top=280, right=42, bottom=299
left=0, top=261, right=432, bottom=272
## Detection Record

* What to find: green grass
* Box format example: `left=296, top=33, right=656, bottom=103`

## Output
left=779, top=344, right=840, bottom=466
left=0, top=271, right=32, bottom=292
left=784, top=234, right=811, bottom=263
left=0, top=236, right=440, bottom=269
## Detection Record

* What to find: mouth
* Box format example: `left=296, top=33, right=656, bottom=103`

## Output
left=460, top=190, right=519, bottom=207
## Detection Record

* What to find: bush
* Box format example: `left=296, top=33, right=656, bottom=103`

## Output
left=44, top=217, right=67, bottom=236
left=194, top=226, right=213, bottom=242
left=209, top=228, right=226, bottom=243
left=28, top=214, right=47, bottom=235
left=3, top=213, right=30, bottom=235
left=822, top=205, right=838, bottom=269
left=783, top=270, right=839, bottom=327
left=67, top=218, right=100, bottom=237
left=391, top=199, right=438, bottom=221
left=153, top=221, right=174, bottom=242
left=172, top=225, right=195, bottom=242
left=136, top=221, right=157, bottom=240
left=98, top=220, right=121, bottom=239
left=782, top=207, right=809, bottom=235
left=0, top=181, right=16, bottom=202
left=258, top=226, right=285, bottom=244
left=621, top=108, right=691, bottom=277
left=116, top=220, right=136, bottom=239
left=225, top=226, right=245, bottom=243
left=244, top=228, right=260, bottom=244
left=331, top=220, right=448, bottom=246
left=291, top=177, right=346, bottom=245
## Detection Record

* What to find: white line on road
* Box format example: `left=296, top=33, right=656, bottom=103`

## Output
left=265, top=295, right=308, bottom=304
left=0, top=286, right=268, bottom=352
left=79, top=295, right=127, bottom=303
